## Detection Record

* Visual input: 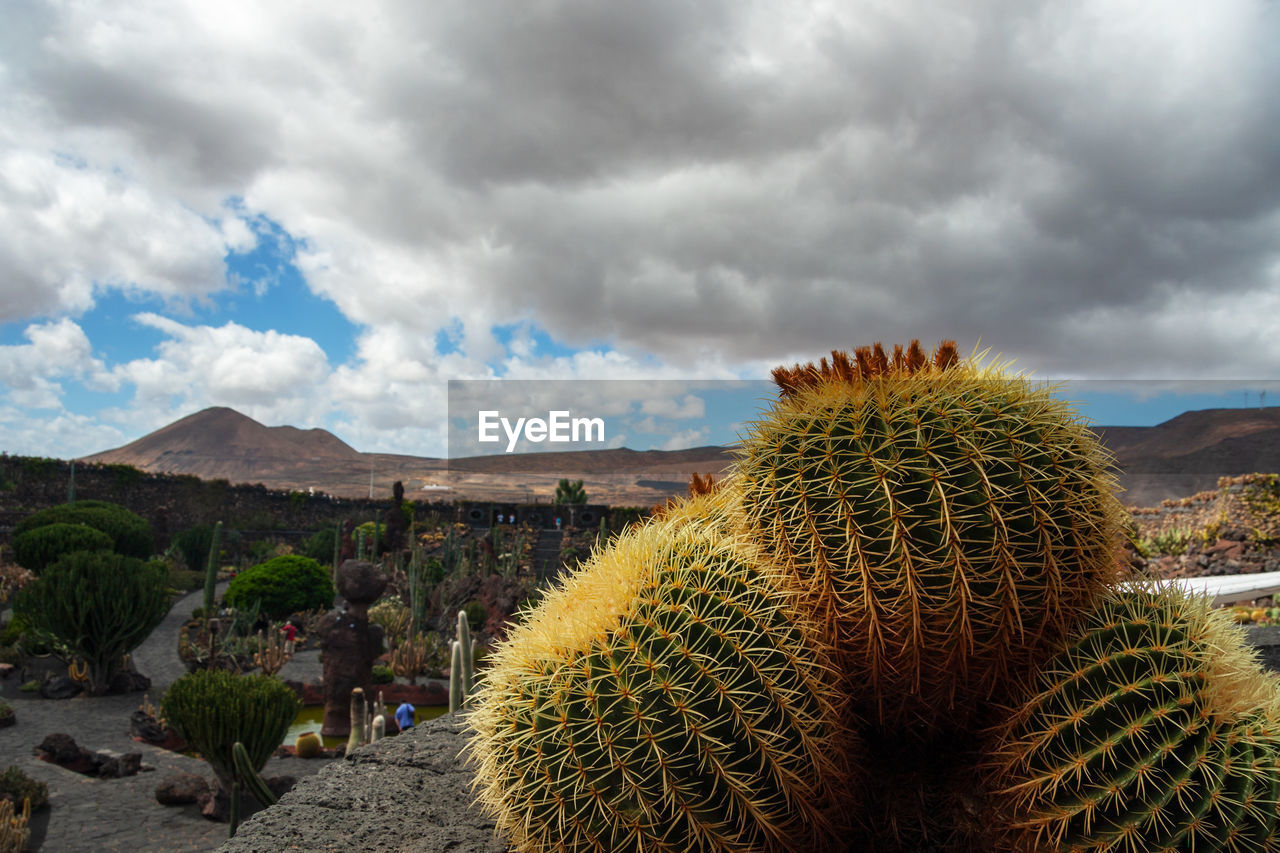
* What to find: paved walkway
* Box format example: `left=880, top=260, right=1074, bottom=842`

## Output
left=0, top=583, right=335, bottom=852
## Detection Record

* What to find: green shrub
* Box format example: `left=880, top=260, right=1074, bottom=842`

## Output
left=299, top=527, right=337, bottom=564
left=0, top=617, right=27, bottom=648
left=224, top=555, right=335, bottom=621
left=172, top=524, right=215, bottom=572
left=14, top=550, right=170, bottom=695
left=161, top=669, right=300, bottom=793
left=14, top=500, right=153, bottom=560
left=371, top=664, right=394, bottom=684
left=164, top=566, right=205, bottom=592
left=462, top=601, right=486, bottom=633
left=11, top=523, right=114, bottom=573
left=18, top=681, right=39, bottom=693
left=0, top=765, right=49, bottom=811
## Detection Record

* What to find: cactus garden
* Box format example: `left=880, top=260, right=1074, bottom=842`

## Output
left=466, top=341, right=1280, bottom=853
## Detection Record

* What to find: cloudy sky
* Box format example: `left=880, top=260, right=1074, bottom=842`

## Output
left=2, top=0, right=1278, bottom=460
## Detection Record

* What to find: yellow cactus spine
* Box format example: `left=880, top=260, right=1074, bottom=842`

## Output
left=985, top=584, right=1280, bottom=852
left=467, top=494, right=856, bottom=853
left=733, top=340, right=1129, bottom=734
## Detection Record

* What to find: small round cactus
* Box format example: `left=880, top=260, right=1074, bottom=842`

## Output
left=295, top=731, right=322, bottom=759
left=467, top=494, right=856, bottom=853
left=733, top=341, right=1130, bottom=733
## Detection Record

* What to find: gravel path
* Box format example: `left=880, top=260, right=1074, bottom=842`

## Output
left=0, top=583, right=335, bottom=852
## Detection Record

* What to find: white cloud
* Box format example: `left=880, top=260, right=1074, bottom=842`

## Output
left=0, top=318, right=111, bottom=409
left=2, top=0, right=1280, bottom=458
left=0, top=145, right=253, bottom=322
left=101, top=314, right=334, bottom=434
left=641, top=394, right=705, bottom=420
left=0, top=406, right=126, bottom=458
left=659, top=426, right=711, bottom=451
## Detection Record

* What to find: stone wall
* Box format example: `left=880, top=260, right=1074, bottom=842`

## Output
left=0, top=455, right=445, bottom=550
left=0, top=455, right=630, bottom=552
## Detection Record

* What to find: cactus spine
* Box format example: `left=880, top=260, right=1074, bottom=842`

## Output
left=733, top=341, right=1129, bottom=733
left=203, top=520, right=222, bottom=621
left=0, top=797, right=31, bottom=853
left=985, top=584, right=1280, bottom=852
left=468, top=495, right=855, bottom=853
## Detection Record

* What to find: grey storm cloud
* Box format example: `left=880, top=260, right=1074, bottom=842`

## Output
left=4, top=0, right=1280, bottom=382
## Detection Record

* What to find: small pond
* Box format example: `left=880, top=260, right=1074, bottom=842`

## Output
left=285, top=704, right=450, bottom=748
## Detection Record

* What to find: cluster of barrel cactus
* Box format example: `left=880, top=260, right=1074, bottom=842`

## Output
left=467, top=340, right=1280, bottom=852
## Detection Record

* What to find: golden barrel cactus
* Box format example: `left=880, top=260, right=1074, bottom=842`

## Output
left=732, top=341, right=1130, bottom=733
left=467, top=494, right=856, bottom=853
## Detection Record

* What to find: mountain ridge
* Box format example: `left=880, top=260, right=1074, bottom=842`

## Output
left=83, top=405, right=1280, bottom=507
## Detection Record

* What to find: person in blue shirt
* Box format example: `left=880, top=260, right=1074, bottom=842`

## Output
left=395, top=702, right=415, bottom=731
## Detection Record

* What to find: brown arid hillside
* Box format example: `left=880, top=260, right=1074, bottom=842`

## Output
left=83, top=407, right=735, bottom=505
left=1096, top=408, right=1280, bottom=507
left=83, top=405, right=1280, bottom=508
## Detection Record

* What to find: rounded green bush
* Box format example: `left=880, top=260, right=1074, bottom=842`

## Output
left=0, top=765, right=50, bottom=811
left=225, top=555, right=335, bottom=621
left=161, top=669, right=301, bottom=792
left=12, top=523, right=114, bottom=573
left=14, top=500, right=153, bottom=560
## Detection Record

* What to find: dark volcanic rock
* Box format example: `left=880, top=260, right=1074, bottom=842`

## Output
left=108, top=669, right=152, bottom=695
left=217, top=712, right=509, bottom=853
left=156, top=772, right=210, bottom=806
left=39, top=676, right=82, bottom=700
left=35, top=733, right=99, bottom=775
left=96, top=751, right=143, bottom=779
left=336, top=559, right=387, bottom=610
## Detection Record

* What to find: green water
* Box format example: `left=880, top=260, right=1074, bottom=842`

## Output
left=285, top=704, right=449, bottom=749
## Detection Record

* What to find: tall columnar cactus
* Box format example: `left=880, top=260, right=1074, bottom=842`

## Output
left=347, top=687, right=366, bottom=755
left=457, top=609, right=474, bottom=703
left=468, top=494, right=856, bottom=853
left=984, top=584, right=1280, bottom=852
left=203, top=520, right=223, bottom=620
left=230, top=740, right=278, bottom=838
left=161, top=669, right=300, bottom=794
left=732, top=340, right=1129, bottom=733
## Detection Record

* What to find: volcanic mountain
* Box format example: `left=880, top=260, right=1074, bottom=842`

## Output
left=82, top=407, right=734, bottom=505
left=83, top=406, right=1280, bottom=507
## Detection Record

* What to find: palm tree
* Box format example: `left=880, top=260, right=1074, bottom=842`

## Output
left=554, top=478, right=587, bottom=504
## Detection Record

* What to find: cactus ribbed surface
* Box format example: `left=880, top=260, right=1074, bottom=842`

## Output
left=203, top=520, right=222, bottom=620
left=986, top=584, right=1280, bottom=852
left=161, top=669, right=300, bottom=792
left=14, top=550, right=170, bottom=696
left=733, top=341, right=1128, bottom=732
left=467, top=494, right=854, bottom=853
